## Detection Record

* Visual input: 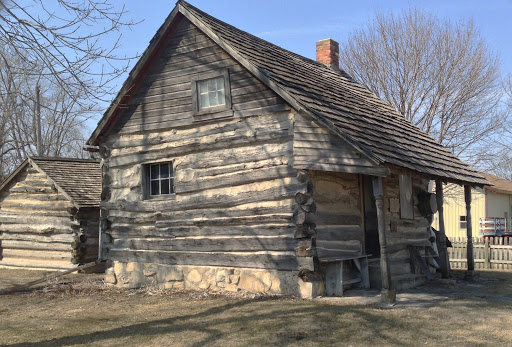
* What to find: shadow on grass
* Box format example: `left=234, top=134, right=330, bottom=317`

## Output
left=5, top=293, right=508, bottom=347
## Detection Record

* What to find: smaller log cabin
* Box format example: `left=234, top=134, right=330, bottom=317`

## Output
left=0, top=157, right=101, bottom=270
left=86, top=1, right=490, bottom=298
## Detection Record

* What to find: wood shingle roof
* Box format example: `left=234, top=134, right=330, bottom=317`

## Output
left=30, top=157, right=101, bottom=208
left=88, top=0, right=489, bottom=186
left=481, top=173, right=512, bottom=195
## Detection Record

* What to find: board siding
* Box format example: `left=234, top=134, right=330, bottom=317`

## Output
left=292, top=114, right=388, bottom=176
left=310, top=172, right=364, bottom=260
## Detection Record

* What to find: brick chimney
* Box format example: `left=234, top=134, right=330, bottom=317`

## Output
left=316, top=38, right=339, bottom=69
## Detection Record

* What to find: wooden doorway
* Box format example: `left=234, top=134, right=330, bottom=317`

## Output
left=362, top=176, right=380, bottom=258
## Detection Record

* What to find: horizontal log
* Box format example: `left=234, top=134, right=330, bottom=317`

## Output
left=0, top=213, right=73, bottom=226
left=1, top=240, right=71, bottom=251
left=105, top=249, right=314, bottom=271
left=0, top=258, right=74, bottom=270
left=181, top=157, right=289, bottom=181
left=0, top=202, right=71, bottom=213
left=177, top=140, right=292, bottom=171
left=155, top=214, right=293, bottom=228
left=106, top=180, right=305, bottom=213
left=108, top=224, right=296, bottom=239
left=0, top=232, right=75, bottom=243
left=1, top=194, right=68, bottom=202
left=176, top=165, right=296, bottom=193
left=156, top=200, right=296, bottom=222
left=112, top=236, right=307, bottom=253
left=0, top=224, right=73, bottom=235
left=7, top=186, right=56, bottom=194
left=1, top=249, right=73, bottom=261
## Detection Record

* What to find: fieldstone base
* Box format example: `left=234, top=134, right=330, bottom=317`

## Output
left=105, top=262, right=325, bottom=298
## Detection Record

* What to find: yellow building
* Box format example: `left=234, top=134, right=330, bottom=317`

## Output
left=433, top=173, right=512, bottom=239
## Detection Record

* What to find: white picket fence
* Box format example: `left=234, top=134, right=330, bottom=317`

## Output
left=448, top=237, right=512, bottom=270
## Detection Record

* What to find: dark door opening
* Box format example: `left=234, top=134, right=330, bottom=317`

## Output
left=362, top=176, right=380, bottom=258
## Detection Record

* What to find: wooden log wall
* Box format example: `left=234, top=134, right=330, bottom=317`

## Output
left=0, top=168, right=77, bottom=269
left=382, top=170, right=432, bottom=276
left=309, top=171, right=364, bottom=260
left=99, top=18, right=314, bottom=272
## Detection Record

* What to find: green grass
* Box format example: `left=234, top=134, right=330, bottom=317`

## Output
left=1, top=269, right=511, bottom=346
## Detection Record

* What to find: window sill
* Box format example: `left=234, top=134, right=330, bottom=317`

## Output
left=145, top=194, right=176, bottom=202
left=193, top=109, right=234, bottom=122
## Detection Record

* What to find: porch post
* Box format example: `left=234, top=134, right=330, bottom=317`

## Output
left=435, top=180, right=449, bottom=278
left=464, top=185, right=476, bottom=279
left=372, top=177, right=395, bottom=306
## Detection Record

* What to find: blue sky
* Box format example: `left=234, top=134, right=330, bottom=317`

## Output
left=93, top=0, right=512, bottom=126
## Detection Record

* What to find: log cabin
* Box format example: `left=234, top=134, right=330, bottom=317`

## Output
left=0, top=157, right=101, bottom=270
left=85, top=1, right=490, bottom=299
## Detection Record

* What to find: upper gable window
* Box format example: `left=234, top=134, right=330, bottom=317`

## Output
left=192, top=69, right=232, bottom=121
left=198, top=76, right=226, bottom=110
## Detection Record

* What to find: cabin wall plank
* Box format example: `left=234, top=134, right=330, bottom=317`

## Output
left=293, top=114, right=388, bottom=176
left=310, top=171, right=364, bottom=259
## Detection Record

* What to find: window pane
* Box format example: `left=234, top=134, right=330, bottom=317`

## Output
left=160, top=179, right=170, bottom=194
left=198, top=80, right=208, bottom=93
left=200, top=93, right=209, bottom=109
left=151, top=180, right=159, bottom=196
left=170, top=178, right=174, bottom=193
left=160, top=163, right=169, bottom=178
left=217, top=90, right=225, bottom=105
left=216, top=77, right=224, bottom=90
left=150, top=164, right=159, bottom=179
left=209, top=91, right=218, bottom=106
left=208, top=78, right=216, bottom=90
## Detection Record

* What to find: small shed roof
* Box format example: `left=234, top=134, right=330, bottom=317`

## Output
left=0, top=157, right=101, bottom=209
left=481, top=173, right=512, bottom=195
left=87, top=0, right=489, bottom=187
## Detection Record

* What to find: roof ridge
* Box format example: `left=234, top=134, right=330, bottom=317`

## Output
left=178, top=1, right=356, bottom=80
left=30, top=156, right=99, bottom=163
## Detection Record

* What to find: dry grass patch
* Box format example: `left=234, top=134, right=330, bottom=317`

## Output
left=0, top=268, right=511, bottom=346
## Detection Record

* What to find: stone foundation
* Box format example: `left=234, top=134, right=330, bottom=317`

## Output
left=105, top=261, right=325, bottom=298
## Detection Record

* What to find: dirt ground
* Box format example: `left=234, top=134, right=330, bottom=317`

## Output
left=0, top=268, right=511, bottom=347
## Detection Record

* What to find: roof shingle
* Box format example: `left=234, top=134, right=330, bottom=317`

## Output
left=30, top=157, right=101, bottom=208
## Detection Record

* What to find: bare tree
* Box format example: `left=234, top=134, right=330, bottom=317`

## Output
left=339, top=8, right=507, bottom=165
left=0, top=48, right=92, bottom=180
left=0, top=1, right=137, bottom=180
left=506, top=74, right=512, bottom=108
left=0, top=1, right=137, bottom=104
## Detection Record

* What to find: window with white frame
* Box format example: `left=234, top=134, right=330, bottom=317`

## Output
left=192, top=70, right=232, bottom=120
left=459, top=215, right=467, bottom=229
left=198, top=76, right=226, bottom=110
